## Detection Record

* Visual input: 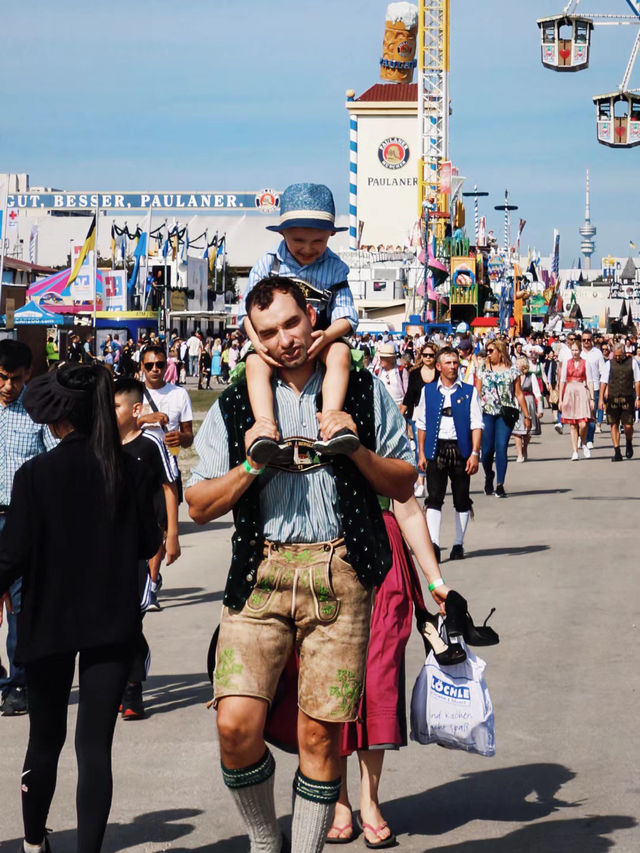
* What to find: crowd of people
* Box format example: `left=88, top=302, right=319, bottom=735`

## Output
left=1, top=181, right=639, bottom=853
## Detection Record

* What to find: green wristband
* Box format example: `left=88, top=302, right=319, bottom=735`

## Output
left=242, top=459, right=264, bottom=476
left=428, top=578, right=445, bottom=592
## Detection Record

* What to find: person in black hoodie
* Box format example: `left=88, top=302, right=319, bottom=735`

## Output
left=0, top=363, right=161, bottom=853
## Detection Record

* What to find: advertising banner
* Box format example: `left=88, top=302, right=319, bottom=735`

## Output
left=103, top=270, right=127, bottom=312
left=187, top=257, right=208, bottom=311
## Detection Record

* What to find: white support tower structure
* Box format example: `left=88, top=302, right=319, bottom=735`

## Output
left=417, top=0, right=450, bottom=220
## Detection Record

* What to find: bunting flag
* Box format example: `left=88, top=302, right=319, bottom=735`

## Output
left=172, top=231, right=178, bottom=261
left=631, top=240, right=637, bottom=251
left=68, top=216, right=96, bottom=286
left=203, top=230, right=209, bottom=263
left=208, top=233, right=218, bottom=272
left=181, top=227, right=189, bottom=262
left=110, top=224, right=116, bottom=262
left=215, top=235, right=226, bottom=271
left=127, top=231, right=148, bottom=291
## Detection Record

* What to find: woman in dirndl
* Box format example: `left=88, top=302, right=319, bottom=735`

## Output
left=559, top=341, right=594, bottom=461
left=327, top=497, right=450, bottom=848
left=512, top=356, right=543, bottom=463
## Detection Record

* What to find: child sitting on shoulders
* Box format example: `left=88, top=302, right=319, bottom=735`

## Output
left=239, top=183, right=360, bottom=464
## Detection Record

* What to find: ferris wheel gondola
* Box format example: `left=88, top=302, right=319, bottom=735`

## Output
left=536, top=0, right=640, bottom=147
left=537, top=14, right=593, bottom=71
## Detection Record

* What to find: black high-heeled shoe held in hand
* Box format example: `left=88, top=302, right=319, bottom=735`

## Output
left=416, top=608, right=467, bottom=666
left=445, top=590, right=500, bottom=647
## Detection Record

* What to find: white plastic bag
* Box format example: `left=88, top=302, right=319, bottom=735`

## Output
left=410, top=637, right=495, bottom=757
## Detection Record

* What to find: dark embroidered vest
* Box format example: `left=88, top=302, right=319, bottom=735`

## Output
left=608, top=357, right=634, bottom=399
left=218, top=369, right=392, bottom=610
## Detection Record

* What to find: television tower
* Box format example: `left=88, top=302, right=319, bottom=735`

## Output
left=579, top=169, right=596, bottom=269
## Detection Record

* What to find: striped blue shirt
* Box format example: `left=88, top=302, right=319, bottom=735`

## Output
left=0, top=388, right=57, bottom=505
left=188, top=368, right=413, bottom=543
left=238, top=240, right=358, bottom=331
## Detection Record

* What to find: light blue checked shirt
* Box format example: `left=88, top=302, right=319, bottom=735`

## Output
left=0, top=388, right=57, bottom=505
left=188, top=368, right=413, bottom=543
left=238, top=241, right=358, bottom=331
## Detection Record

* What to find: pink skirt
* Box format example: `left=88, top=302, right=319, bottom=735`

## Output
left=561, top=381, right=593, bottom=424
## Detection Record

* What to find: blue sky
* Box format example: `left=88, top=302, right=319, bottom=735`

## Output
left=2, top=0, right=639, bottom=264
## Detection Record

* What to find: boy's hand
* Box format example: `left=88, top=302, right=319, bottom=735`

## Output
left=418, top=452, right=427, bottom=473
left=165, top=534, right=181, bottom=565
left=253, top=341, right=282, bottom=369
left=140, top=411, right=169, bottom=427
left=307, top=330, right=328, bottom=359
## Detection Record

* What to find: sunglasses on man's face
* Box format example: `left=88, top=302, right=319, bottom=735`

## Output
left=143, top=361, right=166, bottom=370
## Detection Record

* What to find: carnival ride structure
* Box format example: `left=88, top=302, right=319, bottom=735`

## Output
left=537, top=0, right=640, bottom=147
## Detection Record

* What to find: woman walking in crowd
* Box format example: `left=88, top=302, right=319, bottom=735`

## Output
left=559, top=341, right=594, bottom=460
left=512, top=355, right=543, bottom=463
left=164, top=347, right=179, bottom=384
left=476, top=339, right=530, bottom=497
left=543, top=348, right=561, bottom=428
left=400, top=342, right=438, bottom=497
left=211, top=338, right=223, bottom=384
left=198, top=339, right=213, bottom=390
left=328, top=496, right=450, bottom=847
left=0, top=363, right=161, bottom=853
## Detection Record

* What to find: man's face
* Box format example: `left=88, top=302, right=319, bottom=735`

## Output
left=249, top=290, right=315, bottom=369
left=282, top=227, right=333, bottom=266
left=582, top=334, right=593, bottom=350
left=141, top=351, right=167, bottom=387
left=379, top=356, right=396, bottom=371
left=0, top=365, right=30, bottom=406
left=437, top=354, right=460, bottom=382
left=614, top=347, right=627, bottom=362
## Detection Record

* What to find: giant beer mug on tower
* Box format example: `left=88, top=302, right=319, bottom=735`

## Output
left=380, top=2, right=419, bottom=83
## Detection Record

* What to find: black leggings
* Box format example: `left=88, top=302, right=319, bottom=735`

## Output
left=22, top=645, right=132, bottom=852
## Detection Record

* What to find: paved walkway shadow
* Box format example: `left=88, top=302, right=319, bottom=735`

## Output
left=141, top=672, right=211, bottom=715
left=465, top=545, right=549, bottom=559
left=420, top=815, right=637, bottom=852
left=0, top=808, right=202, bottom=853
left=179, top=520, right=232, bottom=536
left=159, top=587, right=223, bottom=608
left=382, top=763, right=579, bottom=837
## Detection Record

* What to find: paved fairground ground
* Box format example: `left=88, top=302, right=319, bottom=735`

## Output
left=1, top=416, right=639, bottom=852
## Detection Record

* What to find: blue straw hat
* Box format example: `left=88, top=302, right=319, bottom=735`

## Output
left=266, top=183, right=348, bottom=232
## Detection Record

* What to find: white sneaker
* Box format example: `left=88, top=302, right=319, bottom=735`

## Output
left=571, top=451, right=579, bottom=461
left=554, top=424, right=563, bottom=435
left=596, top=424, right=602, bottom=434
left=516, top=456, right=525, bottom=463
left=583, top=446, right=591, bottom=458
left=577, top=438, right=582, bottom=448
left=414, top=483, right=425, bottom=498
left=586, top=441, right=594, bottom=449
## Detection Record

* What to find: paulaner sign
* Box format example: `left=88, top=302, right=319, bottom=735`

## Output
left=7, top=191, right=278, bottom=211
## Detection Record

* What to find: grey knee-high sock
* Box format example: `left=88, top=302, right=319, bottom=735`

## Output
left=291, top=768, right=341, bottom=853
left=221, top=750, right=282, bottom=853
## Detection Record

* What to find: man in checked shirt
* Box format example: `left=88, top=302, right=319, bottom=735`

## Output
left=0, top=341, right=57, bottom=716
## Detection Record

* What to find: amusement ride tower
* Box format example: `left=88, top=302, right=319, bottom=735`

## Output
left=417, top=0, right=450, bottom=234
left=579, top=168, right=597, bottom=269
